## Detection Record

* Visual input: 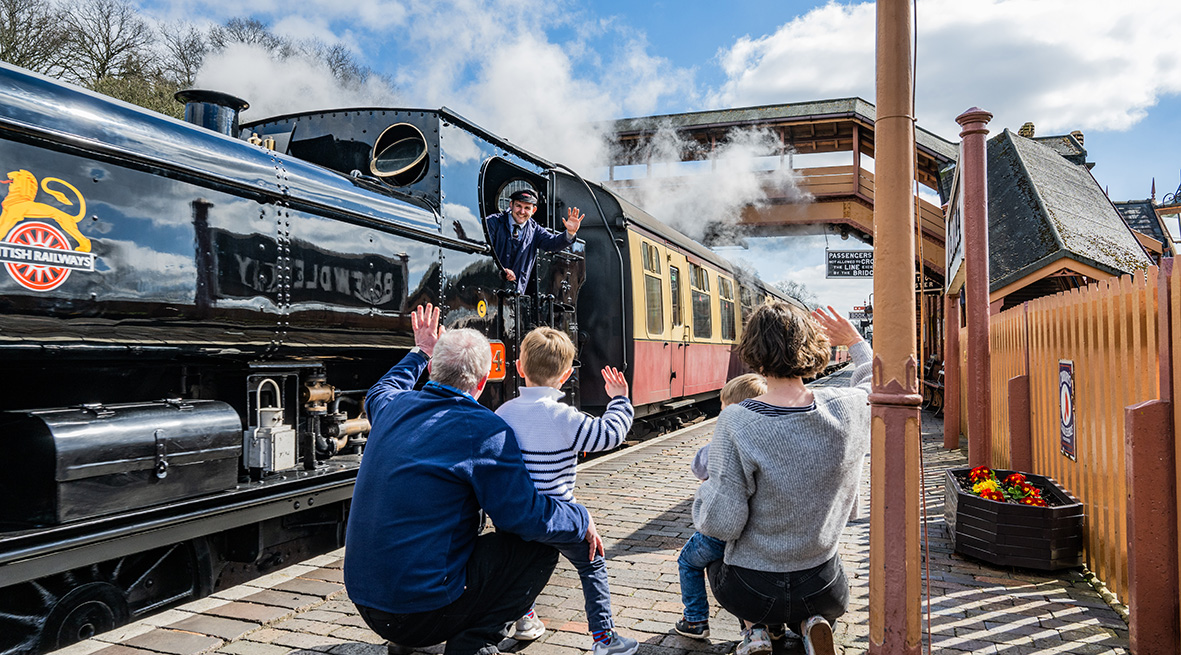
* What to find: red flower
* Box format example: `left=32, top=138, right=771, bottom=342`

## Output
left=1003, top=473, right=1027, bottom=486
left=979, top=489, right=1006, bottom=502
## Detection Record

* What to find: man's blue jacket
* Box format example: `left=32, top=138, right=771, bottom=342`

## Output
left=485, top=211, right=574, bottom=293
left=343, top=350, right=589, bottom=614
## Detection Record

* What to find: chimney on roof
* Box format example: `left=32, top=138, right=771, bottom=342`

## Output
left=1070, top=129, right=1084, bottom=146
left=1018, top=122, right=1035, bottom=138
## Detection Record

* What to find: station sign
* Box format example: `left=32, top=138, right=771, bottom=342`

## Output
left=826, top=250, right=873, bottom=278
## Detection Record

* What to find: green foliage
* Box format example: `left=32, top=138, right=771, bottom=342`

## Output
left=92, top=73, right=183, bottom=118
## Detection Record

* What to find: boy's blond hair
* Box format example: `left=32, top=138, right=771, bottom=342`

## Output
left=520, top=327, right=576, bottom=386
left=721, top=373, right=767, bottom=406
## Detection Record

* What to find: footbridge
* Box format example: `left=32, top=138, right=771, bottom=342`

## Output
left=603, top=98, right=958, bottom=278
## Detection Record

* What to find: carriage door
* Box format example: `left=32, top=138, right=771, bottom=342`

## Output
left=669, top=264, right=687, bottom=397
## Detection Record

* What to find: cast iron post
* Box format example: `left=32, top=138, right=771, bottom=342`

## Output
left=870, top=0, right=922, bottom=652
left=956, top=108, right=993, bottom=468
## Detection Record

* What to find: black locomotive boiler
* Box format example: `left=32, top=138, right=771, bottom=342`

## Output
left=0, top=61, right=788, bottom=653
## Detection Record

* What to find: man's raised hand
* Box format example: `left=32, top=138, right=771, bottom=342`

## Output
left=563, top=207, right=584, bottom=235
left=410, top=303, right=445, bottom=356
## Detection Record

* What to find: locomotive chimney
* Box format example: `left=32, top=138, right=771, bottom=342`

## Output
left=174, top=89, right=250, bottom=137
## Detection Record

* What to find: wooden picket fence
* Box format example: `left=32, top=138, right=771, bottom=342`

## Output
left=984, top=266, right=1161, bottom=603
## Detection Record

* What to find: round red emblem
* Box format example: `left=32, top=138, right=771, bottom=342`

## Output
left=4, top=221, right=73, bottom=291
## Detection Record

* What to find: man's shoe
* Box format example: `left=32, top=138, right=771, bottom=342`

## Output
left=591, top=631, right=639, bottom=655
left=387, top=643, right=414, bottom=655
left=512, top=614, right=546, bottom=641
left=735, top=627, right=772, bottom=655
left=674, top=617, right=710, bottom=639
left=802, top=616, right=835, bottom=655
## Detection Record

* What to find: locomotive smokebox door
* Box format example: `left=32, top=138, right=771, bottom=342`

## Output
left=0, top=400, right=242, bottom=525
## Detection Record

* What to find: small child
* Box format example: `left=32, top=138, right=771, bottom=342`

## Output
left=496, top=327, right=639, bottom=655
left=674, top=373, right=768, bottom=640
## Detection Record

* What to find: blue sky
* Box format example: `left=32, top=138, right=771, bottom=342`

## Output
left=142, top=0, right=1181, bottom=313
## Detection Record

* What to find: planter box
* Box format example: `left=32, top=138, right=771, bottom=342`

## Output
left=944, top=468, right=1084, bottom=571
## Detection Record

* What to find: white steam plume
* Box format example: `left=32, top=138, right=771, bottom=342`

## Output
left=609, top=125, right=811, bottom=242
left=194, top=43, right=398, bottom=119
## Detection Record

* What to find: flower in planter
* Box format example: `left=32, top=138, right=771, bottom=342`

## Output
left=963, top=467, right=1049, bottom=506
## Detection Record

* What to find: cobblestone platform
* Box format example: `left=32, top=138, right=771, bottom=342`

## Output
left=55, top=398, right=1130, bottom=655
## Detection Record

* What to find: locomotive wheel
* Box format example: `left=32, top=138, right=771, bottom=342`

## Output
left=40, top=582, right=129, bottom=651
left=0, top=541, right=208, bottom=655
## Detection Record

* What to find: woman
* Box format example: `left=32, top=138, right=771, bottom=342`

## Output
left=692, top=302, right=871, bottom=655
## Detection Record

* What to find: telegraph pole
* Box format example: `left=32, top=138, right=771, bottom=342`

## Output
left=869, top=0, right=922, bottom=653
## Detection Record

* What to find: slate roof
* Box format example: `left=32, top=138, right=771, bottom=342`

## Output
left=1113, top=200, right=1169, bottom=246
left=987, top=129, right=1151, bottom=292
left=1032, top=134, right=1087, bottom=167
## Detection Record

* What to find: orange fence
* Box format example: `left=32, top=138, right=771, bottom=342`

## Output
left=984, top=267, right=1160, bottom=602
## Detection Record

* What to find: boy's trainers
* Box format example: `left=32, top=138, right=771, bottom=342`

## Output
left=674, top=617, right=710, bottom=639
left=802, top=616, right=835, bottom=655
left=591, top=631, right=639, bottom=655
left=736, top=626, right=773, bottom=655
left=512, top=614, right=545, bottom=641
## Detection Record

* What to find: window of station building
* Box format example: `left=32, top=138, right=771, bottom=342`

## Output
left=690, top=263, right=712, bottom=339
left=719, top=277, right=736, bottom=341
left=670, top=266, right=683, bottom=326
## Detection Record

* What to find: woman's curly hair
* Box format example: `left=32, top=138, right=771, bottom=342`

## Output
left=737, top=300, right=831, bottom=379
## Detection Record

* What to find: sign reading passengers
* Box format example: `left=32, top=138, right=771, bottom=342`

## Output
left=826, top=250, right=873, bottom=278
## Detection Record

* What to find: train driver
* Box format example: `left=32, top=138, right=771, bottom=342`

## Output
left=485, top=189, right=583, bottom=293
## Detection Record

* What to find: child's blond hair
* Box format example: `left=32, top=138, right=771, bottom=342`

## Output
left=519, top=327, right=576, bottom=386
left=720, top=373, right=767, bottom=406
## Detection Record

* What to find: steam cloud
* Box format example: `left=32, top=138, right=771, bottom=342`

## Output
left=195, top=43, right=399, bottom=119
left=608, top=125, right=812, bottom=242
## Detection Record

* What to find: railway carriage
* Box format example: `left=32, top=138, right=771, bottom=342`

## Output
left=0, top=61, right=787, bottom=654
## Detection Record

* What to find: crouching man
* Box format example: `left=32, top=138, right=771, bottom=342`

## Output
left=345, top=304, right=600, bottom=655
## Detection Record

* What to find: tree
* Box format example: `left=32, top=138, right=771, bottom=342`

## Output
left=58, top=0, right=154, bottom=86
left=775, top=279, right=818, bottom=309
left=0, top=0, right=69, bottom=74
left=158, top=21, right=206, bottom=87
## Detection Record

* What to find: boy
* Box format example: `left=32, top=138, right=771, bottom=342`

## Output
left=496, top=327, right=639, bottom=655
left=675, top=373, right=768, bottom=640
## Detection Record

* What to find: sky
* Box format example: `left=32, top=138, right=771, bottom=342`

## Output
left=139, top=0, right=1181, bottom=315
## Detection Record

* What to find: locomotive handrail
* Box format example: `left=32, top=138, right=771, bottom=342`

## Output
left=0, top=115, right=489, bottom=255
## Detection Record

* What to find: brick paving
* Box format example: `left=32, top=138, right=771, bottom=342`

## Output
left=55, top=388, right=1130, bottom=655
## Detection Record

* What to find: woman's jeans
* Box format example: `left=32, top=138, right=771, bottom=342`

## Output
left=706, top=553, right=849, bottom=633
left=678, top=532, right=726, bottom=622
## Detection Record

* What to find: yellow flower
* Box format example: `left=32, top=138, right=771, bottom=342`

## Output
left=973, top=479, right=1000, bottom=494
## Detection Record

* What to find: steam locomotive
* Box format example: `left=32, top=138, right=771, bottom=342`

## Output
left=0, top=61, right=790, bottom=653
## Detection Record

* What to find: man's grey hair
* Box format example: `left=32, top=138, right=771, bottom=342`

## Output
left=429, top=328, right=492, bottom=392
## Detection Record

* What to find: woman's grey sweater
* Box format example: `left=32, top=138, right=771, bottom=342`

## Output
left=692, top=340, right=872, bottom=572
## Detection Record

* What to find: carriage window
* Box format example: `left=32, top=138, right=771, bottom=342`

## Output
left=645, top=274, right=663, bottom=335
left=670, top=266, right=682, bottom=326
left=719, top=277, right=736, bottom=341
left=641, top=242, right=661, bottom=275
left=690, top=264, right=712, bottom=339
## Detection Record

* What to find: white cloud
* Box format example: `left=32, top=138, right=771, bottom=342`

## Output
left=712, top=0, right=1181, bottom=137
